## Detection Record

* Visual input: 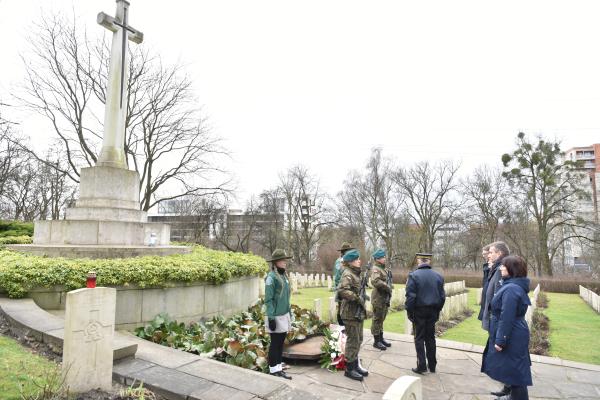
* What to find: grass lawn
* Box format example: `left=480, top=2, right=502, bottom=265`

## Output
left=545, top=292, right=600, bottom=365
left=0, top=335, right=60, bottom=400
left=440, top=288, right=488, bottom=346
left=291, top=286, right=406, bottom=332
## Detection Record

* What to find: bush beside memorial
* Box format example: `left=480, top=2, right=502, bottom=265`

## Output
left=0, top=245, right=268, bottom=298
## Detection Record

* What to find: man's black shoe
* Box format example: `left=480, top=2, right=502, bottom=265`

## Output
left=429, top=366, right=436, bottom=373
left=411, top=367, right=427, bottom=374
left=490, top=385, right=511, bottom=397
left=270, top=371, right=292, bottom=380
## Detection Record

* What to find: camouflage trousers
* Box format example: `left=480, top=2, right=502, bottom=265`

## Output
left=344, top=319, right=364, bottom=363
left=370, top=305, right=388, bottom=335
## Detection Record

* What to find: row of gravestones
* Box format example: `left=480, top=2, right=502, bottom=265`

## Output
left=579, top=285, right=600, bottom=314
left=288, top=272, right=333, bottom=292
left=444, top=280, right=466, bottom=296
left=404, top=290, right=469, bottom=335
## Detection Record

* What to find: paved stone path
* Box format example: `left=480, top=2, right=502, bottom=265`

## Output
left=2, top=297, right=600, bottom=399
left=285, top=331, right=600, bottom=400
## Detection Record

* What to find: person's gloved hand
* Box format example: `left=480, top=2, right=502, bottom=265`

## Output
left=356, top=296, right=365, bottom=307
left=268, top=318, right=276, bottom=331
left=386, top=301, right=391, bottom=308
left=364, top=294, right=370, bottom=301
left=337, top=312, right=345, bottom=326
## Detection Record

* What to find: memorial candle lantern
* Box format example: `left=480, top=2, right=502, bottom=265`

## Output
left=86, top=271, right=97, bottom=288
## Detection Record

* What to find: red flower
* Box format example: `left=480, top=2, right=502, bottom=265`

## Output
left=333, top=354, right=346, bottom=370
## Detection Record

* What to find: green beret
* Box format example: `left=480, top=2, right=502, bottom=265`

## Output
left=342, top=249, right=360, bottom=262
left=372, top=249, right=386, bottom=259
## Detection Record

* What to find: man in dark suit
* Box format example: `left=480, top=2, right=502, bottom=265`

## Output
left=405, top=252, right=445, bottom=374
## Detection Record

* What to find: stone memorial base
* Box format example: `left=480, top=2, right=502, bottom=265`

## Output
left=10, top=165, right=190, bottom=259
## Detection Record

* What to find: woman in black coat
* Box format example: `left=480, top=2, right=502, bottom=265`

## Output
left=482, top=255, right=532, bottom=400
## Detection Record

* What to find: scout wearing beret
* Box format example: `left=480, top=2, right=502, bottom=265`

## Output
left=370, top=249, right=393, bottom=350
left=336, top=249, right=369, bottom=381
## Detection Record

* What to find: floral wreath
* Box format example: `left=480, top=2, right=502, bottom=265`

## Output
left=319, top=327, right=347, bottom=371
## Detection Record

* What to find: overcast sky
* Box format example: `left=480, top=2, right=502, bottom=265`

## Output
left=1, top=0, right=599, bottom=208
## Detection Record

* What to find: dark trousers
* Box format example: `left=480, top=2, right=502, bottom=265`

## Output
left=413, top=307, right=438, bottom=370
left=510, top=386, right=529, bottom=400
left=268, top=332, right=286, bottom=367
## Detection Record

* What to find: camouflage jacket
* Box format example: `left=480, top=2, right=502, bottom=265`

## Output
left=336, top=264, right=365, bottom=321
left=371, top=263, right=393, bottom=308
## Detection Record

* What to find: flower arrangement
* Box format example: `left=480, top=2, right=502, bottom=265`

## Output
left=319, top=327, right=347, bottom=371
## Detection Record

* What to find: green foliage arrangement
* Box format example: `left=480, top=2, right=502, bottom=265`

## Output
left=135, top=300, right=328, bottom=372
left=0, top=246, right=268, bottom=298
left=0, top=221, right=34, bottom=237
left=0, top=235, right=33, bottom=245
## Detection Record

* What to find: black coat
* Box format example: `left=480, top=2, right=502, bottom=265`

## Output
left=405, top=264, right=445, bottom=312
left=477, top=262, right=490, bottom=321
left=482, top=277, right=532, bottom=387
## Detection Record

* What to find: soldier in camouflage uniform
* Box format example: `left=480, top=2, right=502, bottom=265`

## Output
left=370, top=249, right=393, bottom=350
left=337, top=249, right=369, bottom=381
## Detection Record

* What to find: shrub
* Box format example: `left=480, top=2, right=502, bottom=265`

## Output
left=0, top=236, right=33, bottom=245
left=529, top=308, right=550, bottom=356
left=0, top=221, right=34, bottom=237
left=0, top=246, right=268, bottom=298
left=135, top=300, right=328, bottom=372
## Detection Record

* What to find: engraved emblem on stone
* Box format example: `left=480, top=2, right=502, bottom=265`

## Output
left=84, top=320, right=104, bottom=342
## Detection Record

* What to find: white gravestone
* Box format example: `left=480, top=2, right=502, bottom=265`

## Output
left=383, top=375, right=422, bottom=400
left=314, top=298, right=322, bottom=319
left=329, top=296, right=336, bottom=322
left=63, top=287, right=116, bottom=393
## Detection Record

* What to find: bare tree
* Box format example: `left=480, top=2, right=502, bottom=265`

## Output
left=462, top=166, right=510, bottom=244
left=279, top=165, right=333, bottom=266
left=393, top=160, right=460, bottom=252
left=337, top=148, right=405, bottom=260
left=15, top=12, right=231, bottom=211
left=254, top=188, right=286, bottom=254
left=214, top=198, right=260, bottom=253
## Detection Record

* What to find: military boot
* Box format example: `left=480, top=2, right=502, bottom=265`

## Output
left=380, top=332, right=391, bottom=347
left=355, top=358, right=369, bottom=377
left=372, top=334, right=387, bottom=351
left=344, top=360, right=364, bottom=381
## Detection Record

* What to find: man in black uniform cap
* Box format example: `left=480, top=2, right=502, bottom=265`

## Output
left=405, top=252, right=445, bottom=374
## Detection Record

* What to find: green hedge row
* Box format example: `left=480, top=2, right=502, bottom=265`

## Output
left=0, top=236, right=33, bottom=245
left=0, top=221, right=34, bottom=237
left=0, top=246, right=268, bottom=298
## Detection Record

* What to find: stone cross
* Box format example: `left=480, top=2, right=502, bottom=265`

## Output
left=63, top=287, right=116, bottom=393
left=97, top=0, right=144, bottom=169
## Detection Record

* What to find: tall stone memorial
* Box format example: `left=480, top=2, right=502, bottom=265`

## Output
left=8, top=0, right=189, bottom=259
left=63, top=287, right=116, bottom=392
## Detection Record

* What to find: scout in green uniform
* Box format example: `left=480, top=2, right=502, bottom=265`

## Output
left=337, top=249, right=369, bottom=381
left=333, top=242, right=355, bottom=290
left=264, top=249, right=293, bottom=379
left=334, top=242, right=355, bottom=324
left=370, top=249, right=393, bottom=350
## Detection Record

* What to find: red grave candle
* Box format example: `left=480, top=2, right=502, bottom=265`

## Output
left=86, top=271, right=97, bottom=288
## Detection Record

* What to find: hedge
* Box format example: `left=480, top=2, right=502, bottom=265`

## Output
left=392, top=271, right=600, bottom=294
left=0, top=221, right=34, bottom=237
left=0, top=246, right=268, bottom=298
left=0, top=236, right=33, bottom=245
